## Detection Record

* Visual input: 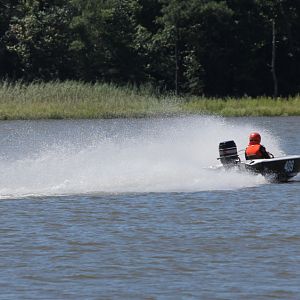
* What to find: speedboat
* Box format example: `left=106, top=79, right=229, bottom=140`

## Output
left=217, top=140, right=300, bottom=182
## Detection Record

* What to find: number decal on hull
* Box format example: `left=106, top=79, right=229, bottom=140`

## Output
left=284, top=160, right=294, bottom=173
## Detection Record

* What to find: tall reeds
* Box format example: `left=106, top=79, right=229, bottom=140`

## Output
left=0, top=81, right=180, bottom=119
left=0, top=81, right=299, bottom=119
left=182, top=96, right=300, bottom=116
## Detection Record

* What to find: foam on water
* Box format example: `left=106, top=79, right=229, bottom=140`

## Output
left=0, top=116, right=283, bottom=198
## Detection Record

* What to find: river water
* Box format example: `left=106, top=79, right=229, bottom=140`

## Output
left=0, top=116, right=299, bottom=299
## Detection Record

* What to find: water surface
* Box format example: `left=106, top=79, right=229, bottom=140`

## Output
left=0, top=116, right=299, bottom=299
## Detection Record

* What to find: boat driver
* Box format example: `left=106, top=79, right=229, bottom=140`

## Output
left=245, top=132, right=272, bottom=160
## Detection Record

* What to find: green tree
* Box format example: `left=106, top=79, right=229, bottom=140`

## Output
left=70, top=0, right=144, bottom=83
left=185, top=1, right=234, bottom=96
left=1, top=0, right=299, bottom=96
left=227, top=0, right=300, bottom=96
left=153, top=1, right=235, bottom=96
left=0, top=0, right=21, bottom=78
left=5, top=0, right=74, bottom=80
left=154, top=0, right=192, bottom=94
left=225, top=0, right=271, bottom=96
left=256, top=0, right=300, bottom=96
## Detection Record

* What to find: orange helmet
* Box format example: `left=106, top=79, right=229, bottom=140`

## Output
left=249, top=132, right=261, bottom=144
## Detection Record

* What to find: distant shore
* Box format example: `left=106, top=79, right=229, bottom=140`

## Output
left=0, top=81, right=299, bottom=120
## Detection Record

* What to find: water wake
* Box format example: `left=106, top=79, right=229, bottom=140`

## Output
left=0, top=116, right=283, bottom=198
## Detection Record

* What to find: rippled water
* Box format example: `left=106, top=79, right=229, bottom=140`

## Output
left=0, top=116, right=299, bottom=299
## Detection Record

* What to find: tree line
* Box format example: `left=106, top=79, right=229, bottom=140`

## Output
left=1, top=0, right=300, bottom=97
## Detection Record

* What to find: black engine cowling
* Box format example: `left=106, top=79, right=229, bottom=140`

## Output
left=218, top=140, right=239, bottom=166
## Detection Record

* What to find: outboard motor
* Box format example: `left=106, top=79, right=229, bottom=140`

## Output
left=218, top=140, right=240, bottom=167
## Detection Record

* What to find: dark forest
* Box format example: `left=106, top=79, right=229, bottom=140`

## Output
left=1, top=0, right=300, bottom=97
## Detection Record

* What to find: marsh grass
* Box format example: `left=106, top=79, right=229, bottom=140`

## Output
left=182, top=96, right=300, bottom=116
left=0, top=81, right=299, bottom=119
left=0, top=81, right=181, bottom=119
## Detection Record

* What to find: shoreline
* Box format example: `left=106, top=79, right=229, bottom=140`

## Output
left=0, top=81, right=299, bottom=120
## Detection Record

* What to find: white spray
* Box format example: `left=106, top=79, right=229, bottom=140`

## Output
left=0, top=116, right=283, bottom=198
